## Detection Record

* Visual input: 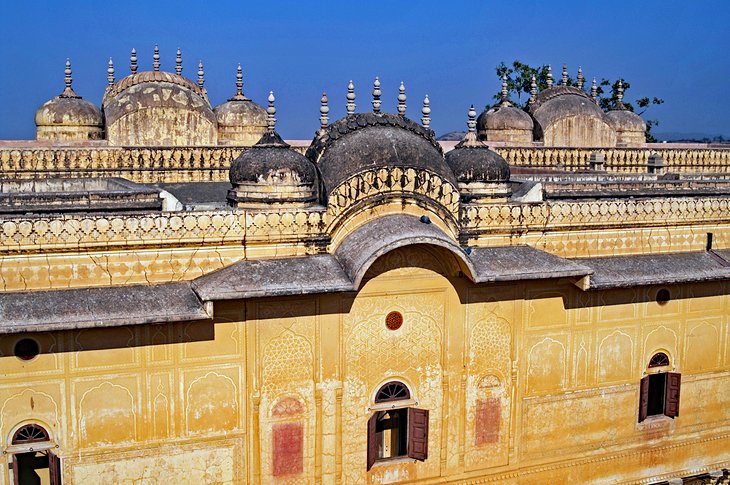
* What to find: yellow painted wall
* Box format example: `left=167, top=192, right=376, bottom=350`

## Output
left=1, top=245, right=729, bottom=484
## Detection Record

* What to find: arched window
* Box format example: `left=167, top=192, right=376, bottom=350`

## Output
left=639, top=353, right=681, bottom=423
left=10, top=424, right=63, bottom=484
left=12, top=424, right=50, bottom=444
left=367, top=381, right=428, bottom=471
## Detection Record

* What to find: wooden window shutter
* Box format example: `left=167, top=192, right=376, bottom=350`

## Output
left=664, top=372, right=681, bottom=418
left=49, top=451, right=63, bottom=485
left=11, top=456, right=19, bottom=485
left=366, top=412, right=378, bottom=471
left=638, top=375, right=650, bottom=423
left=407, top=408, right=429, bottom=462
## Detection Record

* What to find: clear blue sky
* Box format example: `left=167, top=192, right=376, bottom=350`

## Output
left=1, top=0, right=728, bottom=140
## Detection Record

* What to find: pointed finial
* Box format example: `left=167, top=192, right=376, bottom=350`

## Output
left=547, top=65, right=553, bottom=87
left=500, top=74, right=511, bottom=106
left=107, top=57, right=115, bottom=85
left=197, top=60, right=205, bottom=88
left=372, top=76, right=382, bottom=113
left=130, top=48, right=138, bottom=74
left=175, top=48, right=182, bottom=75
left=529, top=74, right=537, bottom=105
left=267, top=90, right=276, bottom=131
left=319, top=92, right=330, bottom=131
left=591, top=78, right=598, bottom=101
left=235, top=64, right=243, bottom=97
left=153, top=45, right=160, bottom=71
left=64, top=58, right=72, bottom=89
left=616, top=79, right=625, bottom=108
left=346, top=80, right=356, bottom=115
left=467, top=104, right=477, bottom=134
left=421, top=95, right=431, bottom=128
left=397, top=81, right=407, bottom=117
left=577, top=66, right=584, bottom=89
left=561, top=64, right=568, bottom=86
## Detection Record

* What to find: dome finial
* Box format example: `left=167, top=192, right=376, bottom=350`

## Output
left=346, top=80, right=356, bottom=115
left=397, top=81, right=407, bottom=117
left=468, top=104, right=477, bottom=134
left=577, top=66, right=584, bottom=89
left=153, top=45, right=160, bottom=71
left=319, top=92, right=330, bottom=132
left=197, top=60, right=205, bottom=88
left=500, top=73, right=511, bottom=106
left=267, top=90, right=276, bottom=131
left=561, top=64, right=568, bottom=86
left=529, top=74, right=537, bottom=106
left=130, top=48, right=138, bottom=74
left=175, top=48, right=182, bottom=75
left=372, top=76, right=382, bottom=113
left=616, top=79, right=625, bottom=109
left=107, top=57, right=115, bottom=85
left=547, top=65, right=553, bottom=87
left=421, top=95, right=431, bottom=128
left=591, top=78, right=598, bottom=101
left=65, top=58, right=72, bottom=89
left=236, top=64, right=243, bottom=97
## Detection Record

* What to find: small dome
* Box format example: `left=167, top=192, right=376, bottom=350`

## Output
left=228, top=129, right=318, bottom=208
left=214, top=65, right=268, bottom=146
left=445, top=142, right=510, bottom=184
left=35, top=60, right=103, bottom=141
left=606, top=109, right=646, bottom=133
left=306, top=112, right=456, bottom=195
left=477, top=105, right=534, bottom=133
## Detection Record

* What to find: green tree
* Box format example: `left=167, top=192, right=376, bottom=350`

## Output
left=494, top=61, right=664, bottom=142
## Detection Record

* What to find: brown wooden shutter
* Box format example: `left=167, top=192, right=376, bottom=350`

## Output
left=49, top=451, right=63, bottom=485
left=638, top=375, right=650, bottom=422
left=367, top=412, right=378, bottom=471
left=12, top=456, right=19, bottom=485
left=407, top=408, right=429, bottom=462
left=664, top=372, right=681, bottom=418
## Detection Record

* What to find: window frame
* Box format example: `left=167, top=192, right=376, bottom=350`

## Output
left=638, top=353, right=681, bottom=423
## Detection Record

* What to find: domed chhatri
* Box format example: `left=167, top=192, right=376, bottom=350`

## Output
left=306, top=80, right=456, bottom=198
left=214, top=65, right=267, bottom=146
left=102, top=47, right=217, bottom=146
left=228, top=92, right=318, bottom=208
left=446, top=105, right=511, bottom=202
left=35, top=59, right=103, bottom=141
left=605, top=80, right=646, bottom=147
left=529, top=64, right=616, bottom=147
left=477, top=74, right=533, bottom=144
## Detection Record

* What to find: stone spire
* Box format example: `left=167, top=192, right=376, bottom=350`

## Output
left=500, top=74, right=511, bottom=106
left=421, top=95, right=431, bottom=128
left=547, top=65, right=553, bottom=87
left=577, top=66, right=584, bottom=89
left=230, top=64, right=245, bottom=100
left=107, top=58, right=115, bottom=85
left=529, top=75, right=537, bottom=106
left=197, top=60, right=205, bottom=88
left=561, top=64, right=568, bottom=86
left=615, top=80, right=625, bottom=109
left=461, top=104, right=478, bottom=146
left=397, top=81, right=407, bottom=117
left=130, top=48, right=138, bottom=74
left=60, top=58, right=78, bottom=98
left=153, top=45, right=160, bottom=71
left=175, top=48, right=182, bottom=75
left=267, top=91, right=276, bottom=131
left=346, top=80, right=356, bottom=115
left=591, top=78, right=598, bottom=101
left=372, top=77, right=382, bottom=113
left=319, top=92, right=329, bottom=132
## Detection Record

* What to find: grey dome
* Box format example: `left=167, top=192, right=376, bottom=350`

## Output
left=606, top=109, right=646, bottom=133
left=229, top=131, right=316, bottom=185
left=306, top=112, right=456, bottom=195
left=35, top=95, right=103, bottom=128
left=477, top=105, right=534, bottom=132
left=215, top=97, right=267, bottom=129
left=445, top=142, right=510, bottom=184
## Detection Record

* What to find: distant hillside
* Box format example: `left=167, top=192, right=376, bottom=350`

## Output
left=437, top=131, right=466, bottom=141
left=655, top=131, right=728, bottom=142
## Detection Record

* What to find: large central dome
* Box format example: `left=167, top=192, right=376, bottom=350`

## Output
left=306, top=112, right=456, bottom=196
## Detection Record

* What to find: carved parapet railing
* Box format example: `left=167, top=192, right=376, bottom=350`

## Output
left=494, top=147, right=730, bottom=173
left=0, top=146, right=247, bottom=183
left=462, top=196, right=730, bottom=233
left=0, top=207, right=329, bottom=255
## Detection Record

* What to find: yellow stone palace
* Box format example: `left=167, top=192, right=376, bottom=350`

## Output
left=1, top=50, right=730, bottom=484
